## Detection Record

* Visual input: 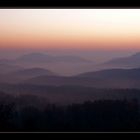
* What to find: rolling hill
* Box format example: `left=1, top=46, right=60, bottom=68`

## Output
left=22, top=68, right=140, bottom=89
left=0, top=67, right=56, bottom=84
left=0, top=63, right=23, bottom=74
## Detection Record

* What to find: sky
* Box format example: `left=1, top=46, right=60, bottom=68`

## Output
left=1, top=9, right=140, bottom=51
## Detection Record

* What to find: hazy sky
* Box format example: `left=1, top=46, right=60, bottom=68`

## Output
left=1, top=9, right=140, bottom=51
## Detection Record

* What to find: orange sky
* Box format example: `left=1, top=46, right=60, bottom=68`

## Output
left=1, top=9, right=140, bottom=50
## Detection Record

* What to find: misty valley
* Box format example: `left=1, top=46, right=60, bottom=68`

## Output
left=0, top=52, right=140, bottom=131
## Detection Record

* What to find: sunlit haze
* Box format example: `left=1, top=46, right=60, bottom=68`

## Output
left=1, top=9, right=140, bottom=51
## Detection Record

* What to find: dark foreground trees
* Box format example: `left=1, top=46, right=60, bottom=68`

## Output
left=0, top=92, right=140, bottom=132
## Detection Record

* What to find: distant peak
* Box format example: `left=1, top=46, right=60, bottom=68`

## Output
left=131, top=52, right=140, bottom=57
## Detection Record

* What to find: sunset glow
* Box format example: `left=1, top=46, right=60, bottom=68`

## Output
left=1, top=9, right=140, bottom=50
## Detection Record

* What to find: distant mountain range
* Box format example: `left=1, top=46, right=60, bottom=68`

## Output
left=102, top=52, right=140, bottom=68
left=15, top=53, right=91, bottom=64
left=0, top=52, right=93, bottom=76
left=0, top=52, right=91, bottom=67
left=1, top=51, right=140, bottom=84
